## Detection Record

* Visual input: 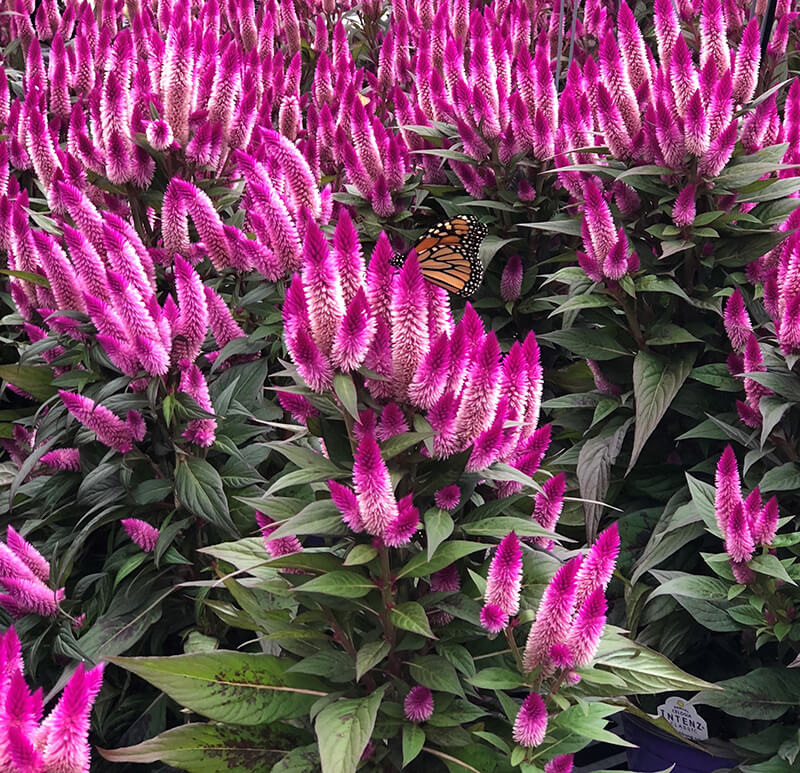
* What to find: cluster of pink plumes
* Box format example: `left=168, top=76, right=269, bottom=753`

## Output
left=279, top=213, right=551, bottom=548
left=714, top=445, right=780, bottom=583
left=0, top=627, right=104, bottom=773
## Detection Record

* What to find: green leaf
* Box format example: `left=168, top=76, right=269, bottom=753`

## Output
left=425, top=509, right=454, bottom=560
left=294, top=570, right=375, bottom=598
left=519, top=218, right=581, bottom=236
left=344, top=544, right=378, bottom=566
left=461, top=517, right=554, bottom=540
left=749, top=554, right=797, bottom=585
left=690, top=363, right=742, bottom=392
left=355, top=641, right=390, bottom=681
left=397, top=541, right=486, bottom=578
left=759, top=462, right=800, bottom=493
left=271, top=745, right=322, bottom=773
left=649, top=572, right=730, bottom=601
left=403, top=724, right=426, bottom=767
left=267, top=499, right=350, bottom=540
left=628, top=349, right=695, bottom=474
left=391, top=601, right=436, bottom=639
left=97, top=723, right=297, bottom=770
left=333, top=373, right=359, bottom=421
left=408, top=656, right=464, bottom=697
left=315, top=686, right=387, bottom=773
left=646, top=324, right=701, bottom=345
left=537, top=328, right=630, bottom=360
left=468, top=668, right=523, bottom=690
left=109, top=652, right=324, bottom=725
left=436, top=643, right=476, bottom=678
left=634, top=275, right=691, bottom=302
left=759, top=396, right=789, bottom=449
left=381, top=431, right=431, bottom=459
left=175, top=456, right=236, bottom=536
left=0, top=269, right=50, bottom=287
left=693, top=668, right=800, bottom=720
left=0, top=364, right=57, bottom=401
left=550, top=294, right=616, bottom=315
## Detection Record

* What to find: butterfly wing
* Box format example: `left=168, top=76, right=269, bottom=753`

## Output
left=413, top=215, right=488, bottom=297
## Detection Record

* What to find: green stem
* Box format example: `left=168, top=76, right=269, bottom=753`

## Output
left=505, top=627, right=525, bottom=674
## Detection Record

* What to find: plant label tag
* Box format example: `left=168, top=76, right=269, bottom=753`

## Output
left=656, top=697, right=709, bottom=741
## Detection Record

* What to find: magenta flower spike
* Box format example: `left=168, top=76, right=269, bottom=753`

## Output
left=39, top=448, right=81, bottom=472
left=36, top=662, right=105, bottom=773
left=545, top=754, right=575, bottom=773
left=532, top=473, right=567, bottom=549
left=500, top=255, right=523, bottom=302
left=330, top=287, right=376, bottom=372
left=0, top=577, right=64, bottom=618
left=178, top=361, right=216, bottom=447
left=24, top=104, right=61, bottom=196
left=173, top=256, right=209, bottom=363
left=497, top=342, right=530, bottom=456
left=328, top=479, right=364, bottom=532
left=176, top=179, right=231, bottom=272
left=60, top=225, right=108, bottom=300
left=653, top=0, right=680, bottom=66
left=391, top=255, right=430, bottom=399
left=161, top=20, right=193, bottom=144
left=597, top=83, right=633, bottom=160
left=102, top=224, right=152, bottom=302
left=598, top=34, right=640, bottom=137
left=723, top=289, right=752, bottom=350
left=426, top=283, right=454, bottom=342
left=732, top=18, right=760, bottom=104
left=468, top=398, right=508, bottom=472
left=715, top=445, right=741, bottom=533
left=333, top=214, right=365, bottom=306
left=454, top=331, right=502, bottom=446
left=698, top=120, right=738, bottom=177
left=364, top=318, right=394, bottom=401
left=672, top=185, right=697, bottom=228
left=684, top=91, right=710, bottom=157
left=6, top=527, right=49, bottom=583
left=32, top=231, right=85, bottom=313
left=523, top=556, right=583, bottom=672
left=384, top=493, right=420, bottom=547
left=669, top=35, right=700, bottom=117
left=603, top=229, right=631, bottom=281
left=582, top=177, right=617, bottom=265
left=404, top=686, right=434, bottom=723
left=287, top=325, right=334, bottom=394
left=567, top=587, right=608, bottom=666
left=700, top=0, right=730, bottom=76
left=160, top=178, right=191, bottom=260
left=302, top=217, right=345, bottom=356
left=256, top=512, right=303, bottom=560
left=59, top=390, right=135, bottom=454
left=726, top=500, right=755, bottom=563
left=352, top=426, right=398, bottom=537
left=365, top=232, right=395, bottom=328
left=203, top=286, right=246, bottom=349
left=574, top=524, right=620, bottom=607
left=434, top=486, right=460, bottom=511
left=407, top=331, right=451, bottom=410
left=106, top=272, right=170, bottom=376
left=481, top=531, right=523, bottom=632
left=259, top=130, right=321, bottom=219
left=377, top=403, right=409, bottom=442
left=513, top=693, right=548, bottom=748
left=752, top=496, right=779, bottom=545
left=121, top=518, right=160, bottom=552
left=617, top=0, right=652, bottom=89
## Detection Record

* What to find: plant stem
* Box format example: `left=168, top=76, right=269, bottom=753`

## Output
left=505, top=627, right=525, bottom=673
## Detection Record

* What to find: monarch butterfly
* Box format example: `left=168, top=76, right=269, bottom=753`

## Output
left=390, top=214, right=488, bottom=297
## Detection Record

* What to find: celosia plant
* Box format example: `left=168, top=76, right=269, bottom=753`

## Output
left=102, top=228, right=711, bottom=771
left=0, top=626, right=104, bottom=772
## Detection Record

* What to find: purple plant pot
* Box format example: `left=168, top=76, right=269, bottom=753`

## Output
left=623, top=715, right=738, bottom=773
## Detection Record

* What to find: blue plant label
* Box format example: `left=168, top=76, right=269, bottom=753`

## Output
left=656, top=697, right=709, bottom=741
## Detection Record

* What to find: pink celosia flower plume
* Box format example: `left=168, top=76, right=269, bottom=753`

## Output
left=513, top=693, right=547, bottom=747
left=256, top=512, right=303, bottom=561
left=714, top=446, right=741, bottom=533
left=574, top=523, right=620, bottom=607
left=404, top=685, right=434, bottom=722
left=121, top=518, right=160, bottom=552
left=724, top=289, right=753, bottom=350
left=523, top=556, right=582, bottom=672
left=481, top=531, right=523, bottom=633
left=59, top=390, right=136, bottom=454
left=352, top=422, right=399, bottom=537
left=531, top=473, right=566, bottom=549
left=567, top=587, right=607, bottom=666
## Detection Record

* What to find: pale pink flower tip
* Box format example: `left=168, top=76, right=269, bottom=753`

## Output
left=121, top=518, right=160, bottom=552
left=672, top=184, right=696, bottom=228
left=501, top=255, right=523, bottom=302
left=328, top=479, right=364, bottom=532
left=480, top=603, right=508, bottom=633
left=545, top=754, right=575, bottom=773
left=513, top=693, right=548, bottom=747
left=724, top=289, right=752, bottom=350
left=484, top=531, right=523, bottom=618
left=404, top=685, right=434, bottom=722
left=434, top=485, right=461, bottom=510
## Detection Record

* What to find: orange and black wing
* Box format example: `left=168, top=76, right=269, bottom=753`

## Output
left=394, top=215, right=488, bottom=297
